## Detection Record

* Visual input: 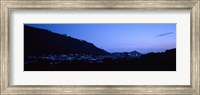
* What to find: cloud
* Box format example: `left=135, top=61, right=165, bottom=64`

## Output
left=156, top=32, right=174, bottom=37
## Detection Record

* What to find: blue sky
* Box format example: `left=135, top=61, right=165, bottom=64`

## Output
left=25, top=24, right=176, bottom=53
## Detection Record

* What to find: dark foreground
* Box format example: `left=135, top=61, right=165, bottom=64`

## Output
left=24, top=61, right=176, bottom=71
left=24, top=49, right=176, bottom=71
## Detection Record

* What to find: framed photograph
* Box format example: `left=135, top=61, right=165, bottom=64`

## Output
left=1, top=0, right=199, bottom=94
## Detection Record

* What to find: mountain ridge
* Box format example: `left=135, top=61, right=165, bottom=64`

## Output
left=24, top=25, right=109, bottom=56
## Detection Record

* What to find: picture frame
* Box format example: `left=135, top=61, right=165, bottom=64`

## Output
left=0, top=0, right=199, bottom=94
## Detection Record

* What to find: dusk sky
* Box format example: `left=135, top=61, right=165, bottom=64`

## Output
left=25, top=24, right=176, bottom=54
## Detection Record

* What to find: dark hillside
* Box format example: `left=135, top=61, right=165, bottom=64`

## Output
left=24, top=25, right=109, bottom=57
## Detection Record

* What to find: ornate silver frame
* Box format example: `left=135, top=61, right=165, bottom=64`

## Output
left=0, top=0, right=199, bottom=94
